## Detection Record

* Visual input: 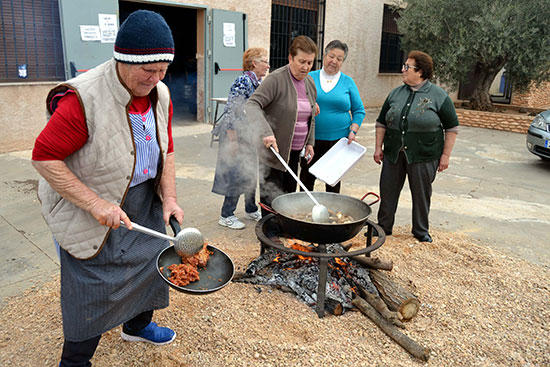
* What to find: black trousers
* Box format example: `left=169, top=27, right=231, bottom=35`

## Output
left=299, top=139, right=341, bottom=193
left=259, top=149, right=301, bottom=217
left=377, top=151, right=438, bottom=237
left=60, top=310, right=153, bottom=367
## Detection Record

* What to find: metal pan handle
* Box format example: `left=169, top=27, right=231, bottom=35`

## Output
left=259, top=202, right=277, bottom=214
left=360, top=192, right=380, bottom=206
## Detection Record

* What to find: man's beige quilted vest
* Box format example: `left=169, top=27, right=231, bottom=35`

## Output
left=38, top=58, right=170, bottom=260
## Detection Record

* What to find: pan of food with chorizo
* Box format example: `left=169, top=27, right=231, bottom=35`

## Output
left=156, top=218, right=234, bottom=294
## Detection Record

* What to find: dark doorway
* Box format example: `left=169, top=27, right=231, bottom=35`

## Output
left=119, top=1, right=198, bottom=121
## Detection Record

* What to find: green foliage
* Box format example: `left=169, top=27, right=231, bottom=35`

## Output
left=395, top=0, right=550, bottom=92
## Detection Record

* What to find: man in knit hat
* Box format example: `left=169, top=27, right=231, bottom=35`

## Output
left=32, top=10, right=182, bottom=366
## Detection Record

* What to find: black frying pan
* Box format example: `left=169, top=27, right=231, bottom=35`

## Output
left=156, top=218, right=234, bottom=294
left=262, top=191, right=379, bottom=244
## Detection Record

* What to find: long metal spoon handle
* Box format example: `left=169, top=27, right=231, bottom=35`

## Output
left=120, top=221, right=176, bottom=243
left=270, top=146, right=320, bottom=205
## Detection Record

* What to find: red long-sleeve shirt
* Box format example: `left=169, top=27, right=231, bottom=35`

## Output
left=32, top=91, right=174, bottom=161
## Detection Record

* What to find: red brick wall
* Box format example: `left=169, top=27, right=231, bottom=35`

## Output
left=456, top=108, right=533, bottom=134
left=511, top=82, right=550, bottom=109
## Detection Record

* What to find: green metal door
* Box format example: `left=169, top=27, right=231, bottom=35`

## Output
left=209, top=9, right=248, bottom=121
left=58, top=0, right=118, bottom=79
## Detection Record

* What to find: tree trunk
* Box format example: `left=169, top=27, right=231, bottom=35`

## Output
left=468, top=62, right=503, bottom=111
left=369, top=269, right=420, bottom=321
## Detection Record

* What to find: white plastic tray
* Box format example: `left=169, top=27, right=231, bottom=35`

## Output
left=309, top=138, right=366, bottom=187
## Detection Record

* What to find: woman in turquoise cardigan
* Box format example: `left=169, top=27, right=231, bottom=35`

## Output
left=299, top=40, right=365, bottom=193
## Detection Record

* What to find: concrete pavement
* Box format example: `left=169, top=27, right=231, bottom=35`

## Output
left=1, top=109, right=549, bottom=305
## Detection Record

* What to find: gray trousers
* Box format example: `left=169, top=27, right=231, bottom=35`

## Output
left=377, top=151, right=438, bottom=237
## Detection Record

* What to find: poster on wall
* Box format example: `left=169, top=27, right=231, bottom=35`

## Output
left=223, top=22, right=236, bottom=47
left=98, top=14, right=117, bottom=43
left=80, top=25, right=101, bottom=41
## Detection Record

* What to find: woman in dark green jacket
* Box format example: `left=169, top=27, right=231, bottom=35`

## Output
left=373, top=50, right=458, bottom=243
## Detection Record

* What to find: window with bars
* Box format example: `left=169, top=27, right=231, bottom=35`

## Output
left=269, top=0, right=325, bottom=71
left=379, top=4, right=403, bottom=73
left=0, top=0, right=65, bottom=82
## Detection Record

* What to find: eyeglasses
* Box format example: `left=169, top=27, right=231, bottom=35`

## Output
left=258, top=59, right=269, bottom=64
left=402, top=63, right=419, bottom=71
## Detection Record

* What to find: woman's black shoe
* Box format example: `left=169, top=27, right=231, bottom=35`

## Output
left=414, top=234, right=432, bottom=242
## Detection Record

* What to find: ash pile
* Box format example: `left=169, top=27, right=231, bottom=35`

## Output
left=233, top=241, right=378, bottom=315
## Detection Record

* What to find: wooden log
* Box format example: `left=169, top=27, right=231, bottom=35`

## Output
left=351, top=256, right=393, bottom=271
left=359, top=288, right=405, bottom=328
left=341, top=243, right=353, bottom=251
left=352, top=297, right=430, bottom=361
left=369, top=270, right=420, bottom=321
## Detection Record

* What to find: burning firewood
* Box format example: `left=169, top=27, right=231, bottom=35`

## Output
left=369, top=269, right=420, bottom=321
left=352, top=297, right=430, bottom=361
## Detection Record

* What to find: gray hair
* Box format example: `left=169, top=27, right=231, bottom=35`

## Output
left=324, top=40, right=348, bottom=60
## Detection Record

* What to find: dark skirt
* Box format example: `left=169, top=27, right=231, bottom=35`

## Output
left=59, top=179, right=169, bottom=342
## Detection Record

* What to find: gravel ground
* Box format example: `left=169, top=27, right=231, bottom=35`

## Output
left=1, top=226, right=548, bottom=367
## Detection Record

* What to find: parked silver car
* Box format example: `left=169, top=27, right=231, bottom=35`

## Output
left=526, top=110, right=550, bottom=161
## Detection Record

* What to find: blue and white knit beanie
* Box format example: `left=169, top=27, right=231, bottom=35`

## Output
left=114, top=10, right=174, bottom=64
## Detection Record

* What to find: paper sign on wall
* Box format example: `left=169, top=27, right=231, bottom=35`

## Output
left=80, top=25, right=101, bottom=41
left=98, top=14, right=117, bottom=43
left=223, top=22, right=236, bottom=47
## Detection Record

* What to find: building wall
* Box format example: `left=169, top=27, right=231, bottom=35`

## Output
left=0, top=0, right=437, bottom=152
left=0, top=0, right=273, bottom=153
left=0, top=83, right=56, bottom=153
left=175, top=0, right=271, bottom=52
left=324, top=0, right=403, bottom=108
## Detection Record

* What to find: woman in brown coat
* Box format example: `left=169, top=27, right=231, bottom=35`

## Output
left=245, top=35, right=318, bottom=215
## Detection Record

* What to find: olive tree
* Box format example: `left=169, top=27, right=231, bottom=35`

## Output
left=394, top=0, right=550, bottom=110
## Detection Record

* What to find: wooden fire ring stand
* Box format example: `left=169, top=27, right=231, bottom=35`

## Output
left=255, top=214, right=386, bottom=318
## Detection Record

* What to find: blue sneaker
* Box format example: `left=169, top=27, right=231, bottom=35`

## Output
left=121, top=322, right=176, bottom=345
